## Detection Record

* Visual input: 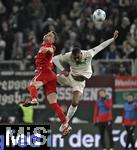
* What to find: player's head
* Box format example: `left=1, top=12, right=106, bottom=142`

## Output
left=98, top=89, right=106, bottom=98
left=71, top=46, right=82, bottom=63
left=43, top=31, right=57, bottom=43
left=126, top=93, right=134, bottom=102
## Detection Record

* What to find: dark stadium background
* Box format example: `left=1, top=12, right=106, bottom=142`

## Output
left=0, top=0, right=137, bottom=149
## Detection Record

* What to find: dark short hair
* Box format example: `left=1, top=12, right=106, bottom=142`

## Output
left=98, top=88, right=106, bottom=93
left=72, top=46, right=81, bottom=56
left=97, top=88, right=106, bottom=97
left=127, top=92, right=134, bottom=97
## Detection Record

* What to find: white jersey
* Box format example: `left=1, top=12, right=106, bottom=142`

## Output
left=58, top=50, right=94, bottom=79
left=53, top=38, right=114, bottom=79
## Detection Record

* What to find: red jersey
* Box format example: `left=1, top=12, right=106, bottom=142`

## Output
left=35, top=43, right=56, bottom=71
left=93, top=98, right=113, bottom=124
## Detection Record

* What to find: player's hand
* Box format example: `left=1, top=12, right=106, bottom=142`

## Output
left=113, top=30, right=119, bottom=40
left=61, top=70, right=69, bottom=76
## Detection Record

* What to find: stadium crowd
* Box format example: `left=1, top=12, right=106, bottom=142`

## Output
left=0, top=0, right=137, bottom=64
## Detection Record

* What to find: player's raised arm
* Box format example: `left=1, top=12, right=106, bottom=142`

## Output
left=87, top=30, right=119, bottom=58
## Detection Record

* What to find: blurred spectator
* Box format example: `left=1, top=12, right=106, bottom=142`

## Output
left=10, top=2, right=31, bottom=33
left=117, top=17, right=130, bottom=45
left=103, top=43, right=119, bottom=59
left=122, top=41, right=135, bottom=59
left=119, top=0, right=130, bottom=8
left=128, top=0, right=137, bottom=22
left=93, top=88, right=114, bottom=149
left=102, top=19, right=114, bottom=40
left=9, top=4, right=19, bottom=29
left=84, top=0, right=106, bottom=7
left=83, top=20, right=96, bottom=48
left=12, top=31, right=23, bottom=59
left=0, top=104, right=23, bottom=124
left=122, top=92, right=137, bottom=150
left=76, top=13, right=87, bottom=31
left=0, top=0, right=136, bottom=67
left=130, top=18, right=137, bottom=40
left=0, top=0, right=6, bottom=14
left=41, top=17, right=57, bottom=36
left=70, top=1, right=82, bottom=19
left=68, top=31, right=78, bottom=45
left=1, top=21, right=14, bottom=60
left=46, top=0, right=60, bottom=18
left=23, top=30, right=38, bottom=59
left=0, top=0, right=6, bottom=18
left=117, top=64, right=129, bottom=76
left=98, top=61, right=131, bottom=76
left=19, top=97, right=34, bottom=124
left=57, top=14, right=68, bottom=31
left=27, top=0, right=46, bottom=39
left=128, top=47, right=137, bottom=59
left=60, top=41, right=71, bottom=54
left=109, top=7, right=120, bottom=27
left=0, top=34, right=6, bottom=60
left=124, top=33, right=137, bottom=48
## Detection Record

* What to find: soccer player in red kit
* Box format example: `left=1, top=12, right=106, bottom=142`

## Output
left=22, top=31, right=72, bottom=137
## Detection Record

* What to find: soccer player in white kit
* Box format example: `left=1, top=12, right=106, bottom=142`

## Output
left=53, top=30, right=119, bottom=131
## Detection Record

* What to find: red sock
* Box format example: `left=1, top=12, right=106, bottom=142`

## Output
left=50, top=103, right=67, bottom=124
left=28, top=85, right=38, bottom=99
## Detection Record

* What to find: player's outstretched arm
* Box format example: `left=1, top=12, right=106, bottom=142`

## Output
left=87, top=30, right=119, bottom=58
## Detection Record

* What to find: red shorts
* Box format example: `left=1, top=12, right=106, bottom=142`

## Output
left=32, top=70, right=57, bottom=95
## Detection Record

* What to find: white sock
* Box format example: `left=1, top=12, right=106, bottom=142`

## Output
left=66, top=105, right=78, bottom=122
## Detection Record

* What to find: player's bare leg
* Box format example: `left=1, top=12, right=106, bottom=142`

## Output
left=59, top=91, right=82, bottom=132
left=47, top=92, right=72, bottom=137
left=66, top=91, right=82, bottom=121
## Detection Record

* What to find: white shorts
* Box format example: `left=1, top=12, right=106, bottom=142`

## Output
left=57, top=74, right=85, bottom=94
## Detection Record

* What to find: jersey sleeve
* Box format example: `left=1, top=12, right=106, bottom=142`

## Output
left=53, top=52, right=70, bottom=71
left=61, top=52, right=71, bottom=62
left=85, top=38, right=114, bottom=58
left=103, top=98, right=113, bottom=109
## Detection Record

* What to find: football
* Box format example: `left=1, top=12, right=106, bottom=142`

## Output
left=92, top=9, right=106, bottom=23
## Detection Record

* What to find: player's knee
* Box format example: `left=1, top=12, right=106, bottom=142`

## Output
left=29, top=81, right=34, bottom=86
left=47, top=93, right=57, bottom=104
